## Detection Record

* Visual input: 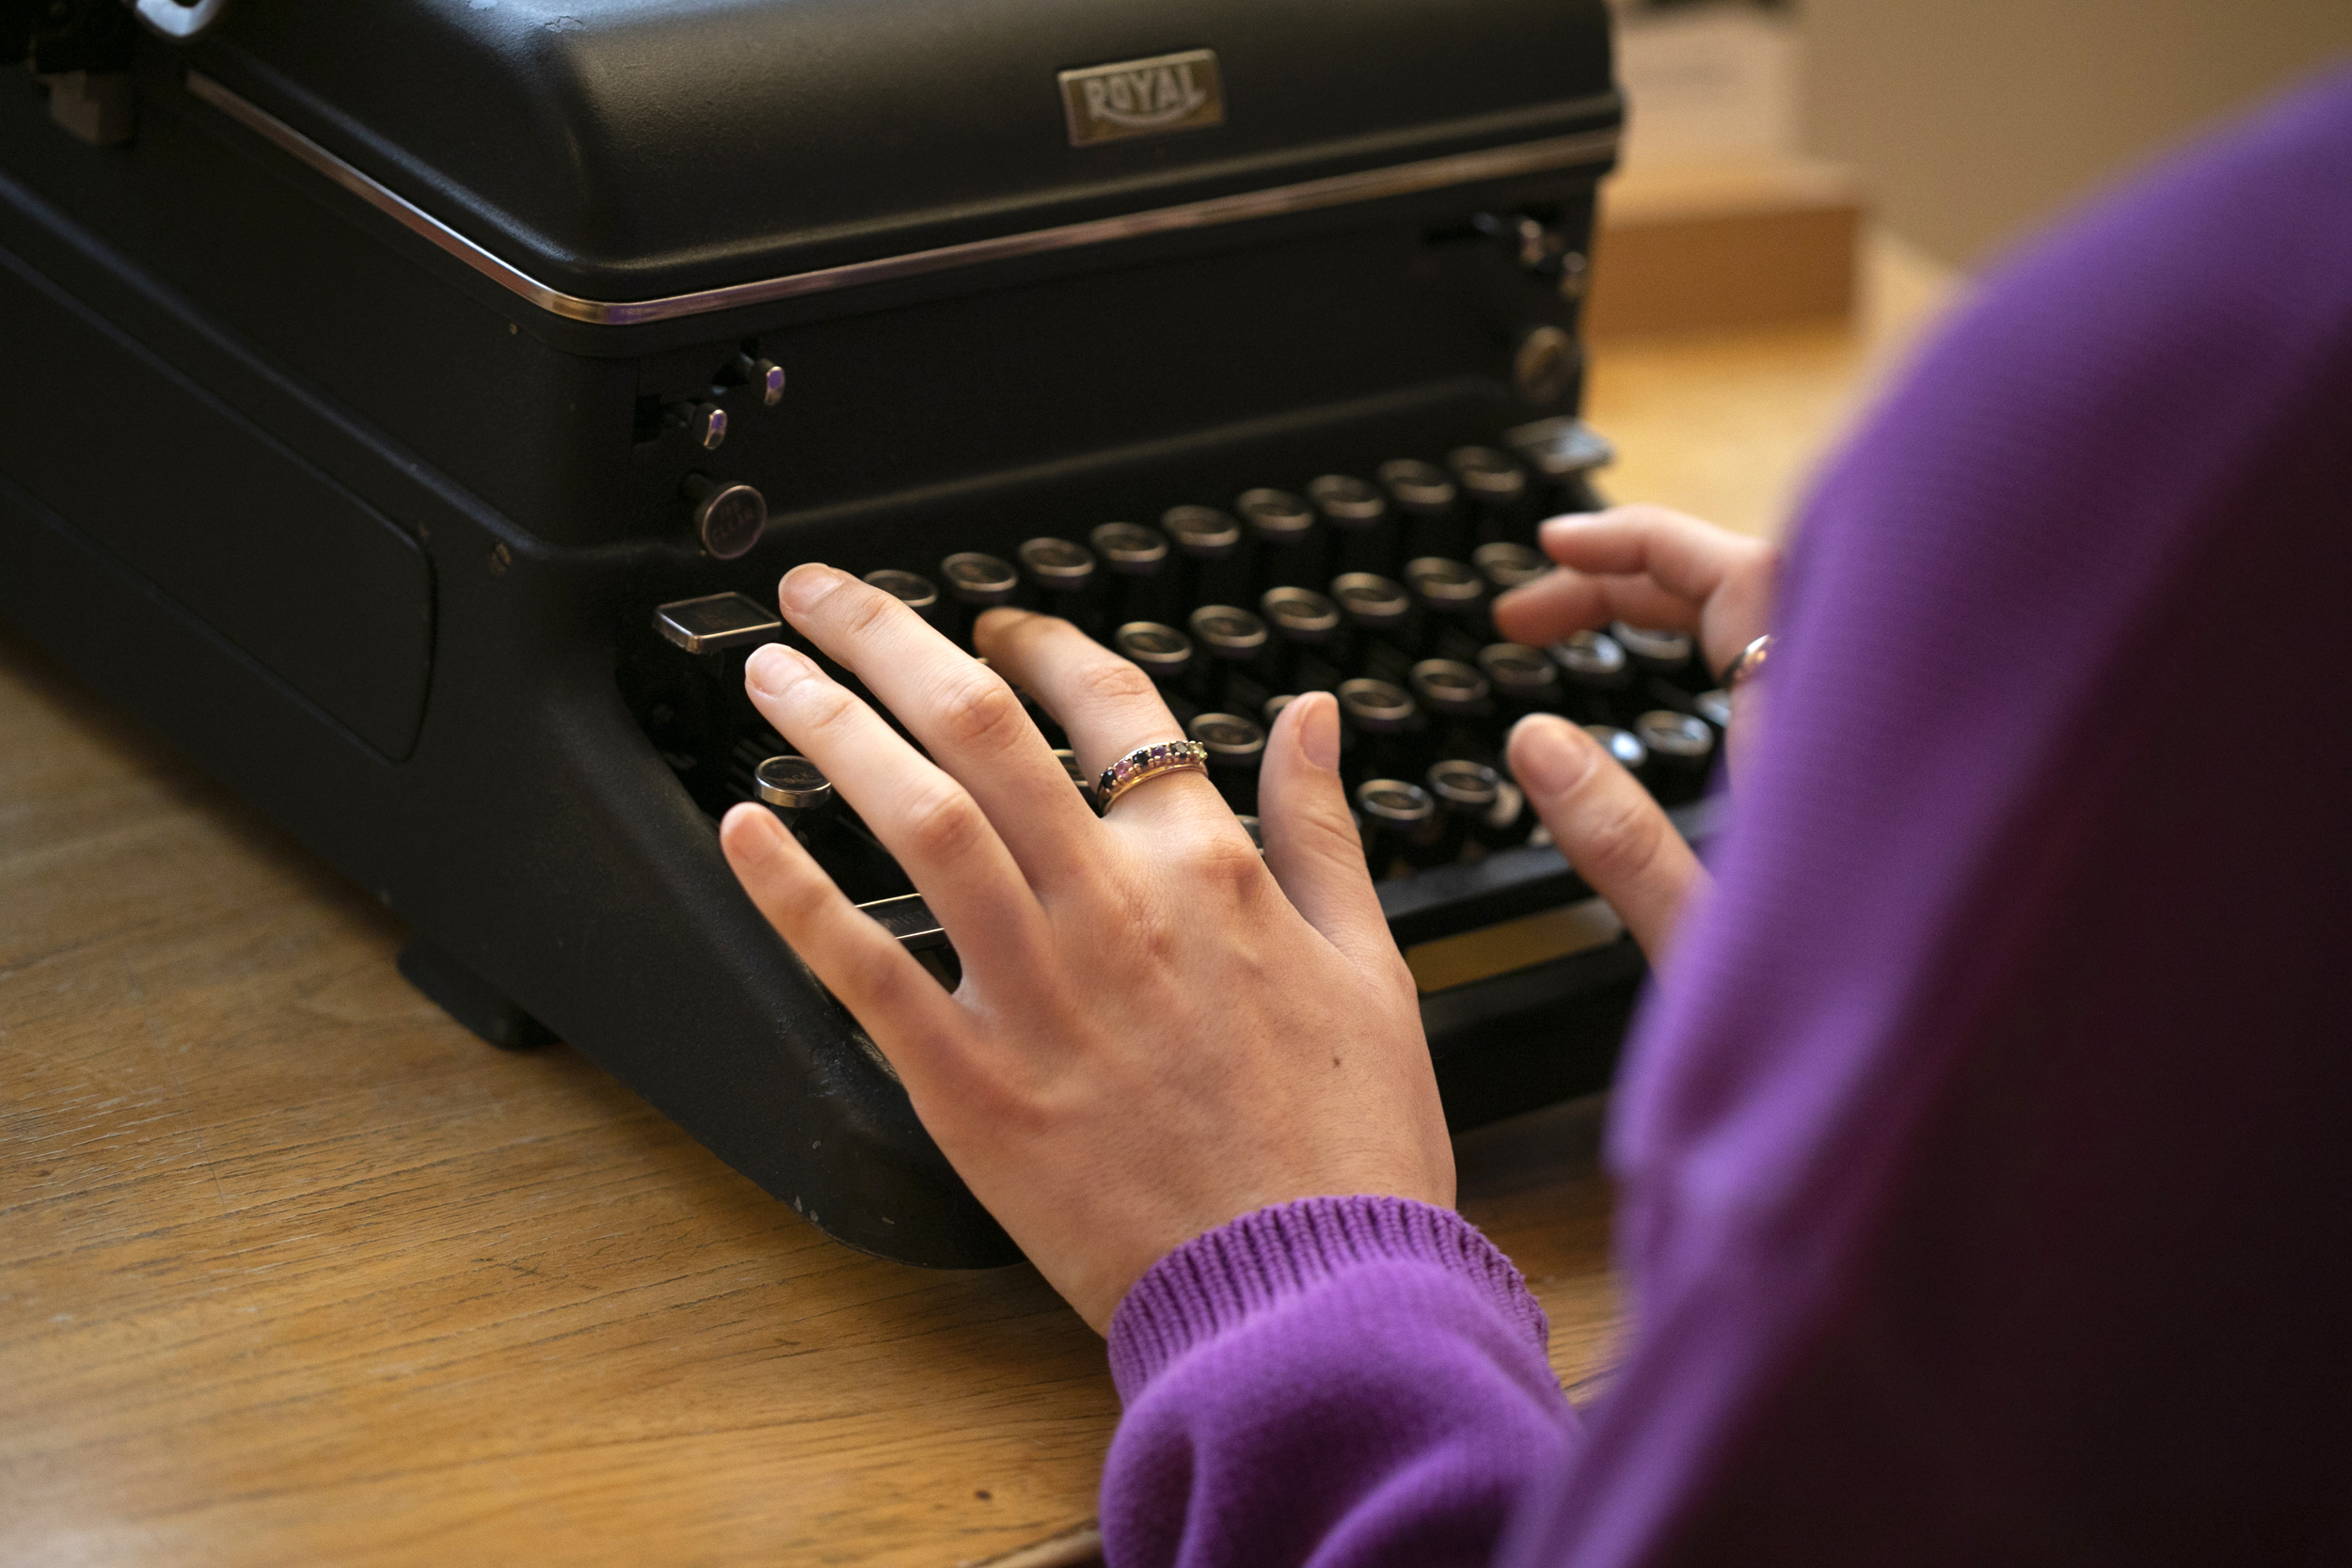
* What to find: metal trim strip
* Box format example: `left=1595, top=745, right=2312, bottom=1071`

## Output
left=185, top=71, right=1617, bottom=327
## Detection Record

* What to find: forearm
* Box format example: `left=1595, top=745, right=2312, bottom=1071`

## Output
left=1103, top=1197, right=1579, bottom=1568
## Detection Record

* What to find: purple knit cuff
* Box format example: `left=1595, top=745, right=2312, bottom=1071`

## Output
left=1105, top=1196, right=1549, bottom=1403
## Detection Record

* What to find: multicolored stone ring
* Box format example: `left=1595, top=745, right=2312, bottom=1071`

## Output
left=1093, top=739, right=1211, bottom=816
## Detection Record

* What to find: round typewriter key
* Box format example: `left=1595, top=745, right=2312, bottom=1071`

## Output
left=1188, top=711, right=1268, bottom=813
left=755, top=755, right=834, bottom=829
left=1261, top=586, right=1341, bottom=645
left=1237, top=488, right=1314, bottom=545
left=1473, top=541, right=1549, bottom=592
left=1408, top=658, right=1490, bottom=716
left=1404, top=558, right=1487, bottom=646
left=1164, top=504, right=1246, bottom=605
left=1636, top=708, right=1715, bottom=803
left=940, top=551, right=1018, bottom=606
left=1308, top=474, right=1387, bottom=526
left=1584, top=723, right=1648, bottom=770
left=1163, top=505, right=1242, bottom=558
left=1331, top=572, right=1413, bottom=643
left=1090, top=522, right=1169, bottom=575
left=1636, top=709, right=1715, bottom=762
left=1187, top=604, right=1269, bottom=662
left=1376, top=459, right=1457, bottom=517
left=681, top=475, right=767, bottom=560
left=1356, top=778, right=1438, bottom=878
left=1426, top=757, right=1502, bottom=862
left=1475, top=776, right=1534, bottom=850
left=1336, top=676, right=1417, bottom=735
left=1017, top=536, right=1095, bottom=593
left=1613, top=622, right=1696, bottom=673
left=1115, top=621, right=1195, bottom=685
left=1090, top=521, right=1171, bottom=623
left=1448, top=446, right=1529, bottom=508
left=1477, top=641, right=1562, bottom=713
left=1551, top=629, right=1631, bottom=689
left=864, top=568, right=941, bottom=626
left=1694, top=688, right=1735, bottom=729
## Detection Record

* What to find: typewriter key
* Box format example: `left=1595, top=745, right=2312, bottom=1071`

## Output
left=1694, top=688, right=1735, bottom=729
left=1584, top=723, right=1648, bottom=770
left=941, top=550, right=1019, bottom=646
left=1476, top=777, right=1534, bottom=850
left=1613, top=622, right=1696, bottom=674
left=1261, top=586, right=1343, bottom=692
left=1115, top=621, right=1195, bottom=684
left=1188, top=712, right=1268, bottom=814
left=1186, top=604, right=1269, bottom=710
left=1237, top=488, right=1318, bottom=591
left=1551, top=630, right=1632, bottom=701
left=1427, top=758, right=1503, bottom=863
left=1635, top=709, right=1715, bottom=801
left=1378, top=459, right=1463, bottom=559
left=1357, top=778, right=1438, bottom=879
left=1164, top=504, right=1245, bottom=606
left=1310, top=474, right=1393, bottom=577
left=1404, top=557, right=1488, bottom=651
left=1337, top=676, right=1421, bottom=781
left=1018, top=536, right=1099, bottom=628
left=864, top=568, right=941, bottom=628
left=1408, top=658, right=1491, bottom=716
left=1090, top=521, right=1172, bottom=625
left=1477, top=641, right=1562, bottom=715
left=1473, top=541, right=1549, bottom=592
left=1450, top=446, right=1528, bottom=503
left=755, top=755, right=834, bottom=829
left=1331, top=573, right=1414, bottom=657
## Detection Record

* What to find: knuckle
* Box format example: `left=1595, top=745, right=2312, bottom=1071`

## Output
left=1073, top=655, right=1159, bottom=712
left=837, top=580, right=899, bottom=643
left=900, top=781, right=988, bottom=863
left=934, top=671, right=1028, bottom=753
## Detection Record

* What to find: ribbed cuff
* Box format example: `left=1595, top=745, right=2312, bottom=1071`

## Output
left=1106, top=1196, right=1549, bottom=1403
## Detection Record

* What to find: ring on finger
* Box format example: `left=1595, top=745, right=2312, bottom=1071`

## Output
left=1094, top=740, right=1209, bottom=816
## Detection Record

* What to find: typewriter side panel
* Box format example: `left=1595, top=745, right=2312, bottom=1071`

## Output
left=0, top=135, right=1014, bottom=1267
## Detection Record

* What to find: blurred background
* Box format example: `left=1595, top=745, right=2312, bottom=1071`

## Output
left=1582, top=0, right=2352, bottom=534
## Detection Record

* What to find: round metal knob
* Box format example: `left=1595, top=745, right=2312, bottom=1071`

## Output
left=755, top=755, right=834, bottom=811
left=681, top=476, right=767, bottom=560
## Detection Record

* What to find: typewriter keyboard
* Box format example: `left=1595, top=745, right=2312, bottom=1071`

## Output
left=633, top=420, right=1726, bottom=979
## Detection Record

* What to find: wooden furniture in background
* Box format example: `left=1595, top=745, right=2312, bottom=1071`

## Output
left=0, top=235, right=1953, bottom=1568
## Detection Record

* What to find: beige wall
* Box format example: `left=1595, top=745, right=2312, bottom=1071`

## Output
left=1801, top=0, right=2352, bottom=267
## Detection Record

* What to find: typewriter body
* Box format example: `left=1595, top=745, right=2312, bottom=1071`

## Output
left=0, top=1, right=1707, bottom=1267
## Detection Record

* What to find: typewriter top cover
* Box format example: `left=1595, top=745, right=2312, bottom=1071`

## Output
left=187, top=0, right=1616, bottom=313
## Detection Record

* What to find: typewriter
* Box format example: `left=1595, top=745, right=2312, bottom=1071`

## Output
left=0, top=0, right=1712, bottom=1267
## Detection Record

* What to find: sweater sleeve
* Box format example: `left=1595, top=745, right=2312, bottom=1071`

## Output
left=1100, top=1196, right=1580, bottom=1568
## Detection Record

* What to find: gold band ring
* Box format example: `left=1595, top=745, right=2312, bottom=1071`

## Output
left=1718, top=633, right=1775, bottom=689
left=1094, top=740, right=1210, bottom=816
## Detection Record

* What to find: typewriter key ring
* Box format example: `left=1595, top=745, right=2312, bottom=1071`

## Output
left=1093, top=740, right=1211, bottom=816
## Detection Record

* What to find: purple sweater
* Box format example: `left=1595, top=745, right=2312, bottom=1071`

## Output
left=1101, top=72, right=2352, bottom=1567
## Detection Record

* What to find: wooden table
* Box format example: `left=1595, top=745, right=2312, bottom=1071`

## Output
left=0, top=236, right=1951, bottom=1568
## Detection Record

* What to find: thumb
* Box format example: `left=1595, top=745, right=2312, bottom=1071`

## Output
left=1508, top=714, right=1705, bottom=964
left=1257, top=693, right=1404, bottom=979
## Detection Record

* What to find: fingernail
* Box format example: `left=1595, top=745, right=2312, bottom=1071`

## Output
left=1300, top=691, right=1341, bottom=771
left=746, top=641, right=817, bottom=698
left=1509, top=715, right=1593, bottom=798
left=780, top=562, right=848, bottom=614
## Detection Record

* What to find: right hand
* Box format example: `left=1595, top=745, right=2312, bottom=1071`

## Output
left=1490, top=505, right=1778, bottom=967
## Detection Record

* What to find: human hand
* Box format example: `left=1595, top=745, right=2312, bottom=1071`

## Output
left=716, top=566, right=1451, bottom=1332
left=1490, top=506, right=1778, bottom=963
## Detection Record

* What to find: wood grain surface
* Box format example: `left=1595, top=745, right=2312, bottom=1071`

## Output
left=0, top=235, right=1951, bottom=1567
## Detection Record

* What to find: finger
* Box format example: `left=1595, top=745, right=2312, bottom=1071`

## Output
left=1507, top=714, right=1704, bottom=963
left=1257, top=692, right=1403, bottom=979
left=1492, top=570, right=1701, bottom=647
left=743, top=641, right=1047, bottom=970
left=1513, top=506, right=1775, bottom=673
left=775, top=566, right=1100, bottom=886
left=718, top=802, right=962, bottom=1078
left=974, top=608, right=1232, bottom=836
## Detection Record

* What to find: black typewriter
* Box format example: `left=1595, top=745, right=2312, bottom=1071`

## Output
left=0, top=0, right=1709, bottom=1266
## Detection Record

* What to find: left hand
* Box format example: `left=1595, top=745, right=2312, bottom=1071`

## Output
left=717, top=565, right=1452, bottom=1332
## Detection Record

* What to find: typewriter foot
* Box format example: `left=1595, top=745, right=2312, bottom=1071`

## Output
left=397, top=938, right=558, bottom=1051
